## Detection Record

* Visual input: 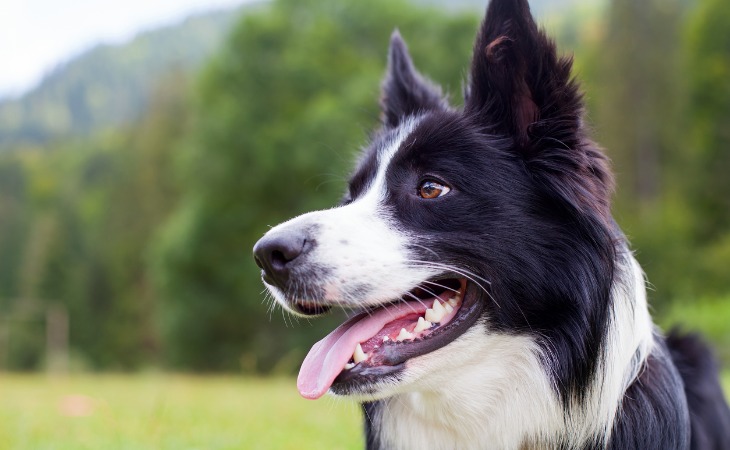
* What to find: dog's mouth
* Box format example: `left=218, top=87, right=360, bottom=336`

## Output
left=297, top=277, right=483, bottom=399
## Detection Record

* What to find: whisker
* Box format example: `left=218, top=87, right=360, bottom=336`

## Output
left=408, top=242, right=441, bottom=259
left=401, top=292, right=429, bottom=312
left=402, top=259, right=500, bottom=309
left=422, top=280, right=460, bottom=293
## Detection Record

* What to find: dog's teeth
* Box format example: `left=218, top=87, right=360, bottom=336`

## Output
left=424, top=308, right=440, bottom=323
left=396, top=328, right=414, bottom=341
left=353, top=343, right=368, bottom=363
left=433, top=299, right=445, bottom=314
left=344, top=362, right=355, bottom=370
left=382, top=335, right=390, bottom=342
left=425, top=300, right=445, bottom=323
left=447, top=297, right=459, bottom=307
left=444, top=303, right=454, bottom=314
left=414, top=317, right=432, bottom=333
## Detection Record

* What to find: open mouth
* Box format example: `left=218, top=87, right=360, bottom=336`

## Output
left=297, top=278, right=483, bottom=399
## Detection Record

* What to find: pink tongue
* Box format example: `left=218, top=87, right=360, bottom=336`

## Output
left=297, top=301, right=427, bottom=399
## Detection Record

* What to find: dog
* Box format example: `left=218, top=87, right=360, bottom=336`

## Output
left=253, top=0, right=730, bottom=448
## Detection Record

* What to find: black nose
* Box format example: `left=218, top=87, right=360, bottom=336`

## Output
left=253, top=230, right=310, bottom=290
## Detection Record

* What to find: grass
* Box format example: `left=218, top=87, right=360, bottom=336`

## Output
left=0, top=375, right=362, bottom=450
left=0, top=373, right=727, bottom=449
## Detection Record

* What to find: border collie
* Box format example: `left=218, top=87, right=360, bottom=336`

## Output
left=253, top=0, right=730, bottom=448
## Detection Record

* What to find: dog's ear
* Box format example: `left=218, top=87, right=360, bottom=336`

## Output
left=380, top=30, right=446, bottom=128
left=466, top=0, right=613, bottom=217
left=466, top=0, right=576, bottom=149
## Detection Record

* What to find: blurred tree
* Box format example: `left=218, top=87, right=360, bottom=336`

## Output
left=0, top=72, right=188, bottom=370
left=594, top=0, right=684, bottom=211
left=583, top=0, right=695, bottom=305
left=683, top=0, right=730, bottom=242
left=679, top=0, right=730, bottom=296
left=152, top=0, right=477, bottom=371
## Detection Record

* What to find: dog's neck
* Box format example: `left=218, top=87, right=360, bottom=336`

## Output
left=366, top=255, right=655, bottom=450
left=374, top=330, right=564, bottom=449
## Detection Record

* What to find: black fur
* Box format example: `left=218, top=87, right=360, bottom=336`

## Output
left=352, top=0, right=730, bottom=447
left=666, top=331, right=730, bottom=450
left=351, top=0, right=618, bottom=407
left=607, top=335, right=691, bottom=449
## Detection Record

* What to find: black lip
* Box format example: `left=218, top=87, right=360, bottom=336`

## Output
left=330, top=281, right=484, bottom=394
left=292, top=301, right=331, bottom=316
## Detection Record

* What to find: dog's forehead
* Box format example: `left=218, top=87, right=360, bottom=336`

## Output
left=348, top=111, right=505, bottom=202
left=348, top=116, right=423, bottom=198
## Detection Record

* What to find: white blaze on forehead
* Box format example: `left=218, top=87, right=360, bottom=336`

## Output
left=261, top=115, right=438, bottom=308
left=364, top=116, right=422, bottom=202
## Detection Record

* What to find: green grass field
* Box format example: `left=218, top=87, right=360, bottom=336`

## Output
left=0, top=374, right=727, bottom=449
left=0, top=375, right=362, bottom=450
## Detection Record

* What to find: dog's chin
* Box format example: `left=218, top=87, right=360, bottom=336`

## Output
left=289, top=278, right=485, bottom=400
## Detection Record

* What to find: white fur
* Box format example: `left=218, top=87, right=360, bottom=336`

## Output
left=262, top=117, right=438, bottom=311
left=376, top=326, right=565, bottom=449
left=568, top=253, right=655, bottom=445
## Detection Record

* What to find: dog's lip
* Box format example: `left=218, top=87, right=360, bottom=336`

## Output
left=329, top=281, right=483, bottom=394
left=292, top=301, right=331, bottom=316
left=294, top=279, right=484, bottom=399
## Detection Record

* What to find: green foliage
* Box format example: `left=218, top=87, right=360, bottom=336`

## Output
left=658, top=294, right=730, bottom=364
left=0, top=74, right=188, bottom=370
left=682, top=0, right=730, bottom=245
left=152, top=0, right=478, bottom=371
left=580, top=0, right=730, bottom=307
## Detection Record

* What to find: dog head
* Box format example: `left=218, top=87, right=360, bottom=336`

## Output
left=253, top=0, right=617, bottom=403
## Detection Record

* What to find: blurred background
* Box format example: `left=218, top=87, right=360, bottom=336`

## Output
left=0, top=0, right=727, bottom=447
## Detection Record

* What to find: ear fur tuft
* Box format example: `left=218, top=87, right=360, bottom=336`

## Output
left=380, top=30, right=446, bottom=128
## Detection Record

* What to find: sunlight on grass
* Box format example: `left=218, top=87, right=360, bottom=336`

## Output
left=0, top=375, right=361, bottom=450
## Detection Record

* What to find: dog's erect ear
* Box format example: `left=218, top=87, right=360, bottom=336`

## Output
left=465, top=0, right=579, bottom=149
left=466, top=0, right=614, bottom=218
left=380, top=30, right=446, bottom=128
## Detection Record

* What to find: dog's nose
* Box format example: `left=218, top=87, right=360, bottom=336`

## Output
left=253, top=230, right=310, bottom=290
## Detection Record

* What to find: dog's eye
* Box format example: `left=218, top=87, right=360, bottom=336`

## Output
left=418, top=180, right=450, bottom=199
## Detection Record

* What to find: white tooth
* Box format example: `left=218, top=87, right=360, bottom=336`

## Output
left=448, top=297, right=459, bottom=307
left=353, top=343, right=367, bottom=363
left=344, top=362, right=355, bottom=370
left=396, top=328, right=414, bottom=341
left=433, top=299, right=446, bottom=315
left=382, top=335, right=390, bottom=342
left=444, top=303, right=454, bottom=314
left=414, top=317, right=432, bottom=333
left=425, top=300, right=446, bottom=323
left=425, top=308, right=442, bottom=323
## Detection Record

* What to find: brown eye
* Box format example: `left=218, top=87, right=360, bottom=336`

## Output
left=418, top=180, right=451, bottom=199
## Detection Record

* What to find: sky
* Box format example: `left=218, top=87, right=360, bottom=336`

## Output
left=0, top=0, right=253, bottom=99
